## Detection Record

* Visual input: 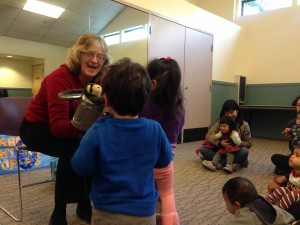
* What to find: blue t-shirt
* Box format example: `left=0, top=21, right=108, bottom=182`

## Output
left=71, top=116, right=172, bottom=216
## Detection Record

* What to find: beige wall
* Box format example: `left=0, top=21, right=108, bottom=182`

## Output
left=187, top=0, right=236, bottom=22
left=183, top=1, right=300, bottom=84
left=0, top=58, right=32, bottom=88
left=0, top=36, right=67, bottom=77
left=235, top=6, right=300, bottom=84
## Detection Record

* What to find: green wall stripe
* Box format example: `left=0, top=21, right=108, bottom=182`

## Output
left=211, top=81, right=235, bottom=124
left=3, top=88, right=32, bottom=97
left=246, top=83, right=300, bottom=106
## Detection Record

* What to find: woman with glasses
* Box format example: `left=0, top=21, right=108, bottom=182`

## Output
left=19, top=34, right=111, bottom=225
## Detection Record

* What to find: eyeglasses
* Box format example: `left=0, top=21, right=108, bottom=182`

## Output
left=80, top=51, right=106, bottom=63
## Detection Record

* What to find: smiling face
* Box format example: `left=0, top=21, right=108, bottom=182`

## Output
left=79, top=43, right=105, bottom=81
left=289, top=147, right=300, bottom=170
left=220, top=123, right=230, bottom=134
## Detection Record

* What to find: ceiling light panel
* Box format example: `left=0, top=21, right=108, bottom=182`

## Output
left=23, top=0, right=65, bottom=19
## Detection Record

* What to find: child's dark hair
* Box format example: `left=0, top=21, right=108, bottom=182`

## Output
left=147, top=57, right=184, bottom=117
left=102, top=58, right=151, bottom=116
left=292, top=95, right=300, bottom=106
left=219, top=99, right=244, bottom=128
left=294, top=144, right=300, bottom=149
left=219, top=116, right=237, bottom=134
left=222, top=177, right=258, bottom=207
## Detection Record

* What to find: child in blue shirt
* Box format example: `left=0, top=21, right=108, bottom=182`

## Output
left=71, top=58, right=173, bottom=225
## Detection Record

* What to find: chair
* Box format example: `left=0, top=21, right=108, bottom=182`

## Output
left=0, top=97, right=53, bottom=221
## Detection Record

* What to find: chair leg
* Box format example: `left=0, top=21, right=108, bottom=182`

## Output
left=17, top=145, right=54, bottom=188
left=21, top=179, right=53, bottom=188
left=0, top=149, right=23, bottom=221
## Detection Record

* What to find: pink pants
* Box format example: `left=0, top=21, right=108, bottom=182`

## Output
left=154, top=162, right=180, bottom=225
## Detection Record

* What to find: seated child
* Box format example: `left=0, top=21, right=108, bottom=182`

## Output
left=202, top=116, right=241, bottom=173
left=271, top=99, right=300, bottom=175
left=71, top=58, right=176, bottom=225
left=266, top=145, right=300, bottom=211
left=283, top=111, right=300, bottom=149
left=223, top=176, right=295, bottom=225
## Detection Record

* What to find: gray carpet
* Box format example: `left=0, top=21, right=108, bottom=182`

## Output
left=0, top=138, right=289, bottom=225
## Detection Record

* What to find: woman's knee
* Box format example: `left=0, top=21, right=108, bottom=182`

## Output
left=233, top=147, right=248, bottom=163
left=199, top=145, right=216, bottom=160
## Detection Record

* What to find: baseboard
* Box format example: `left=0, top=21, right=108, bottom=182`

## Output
left=182, top=127, right=208, bottom=143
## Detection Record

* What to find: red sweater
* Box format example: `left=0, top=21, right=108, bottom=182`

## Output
left=25, top=64, right=83, bottom=139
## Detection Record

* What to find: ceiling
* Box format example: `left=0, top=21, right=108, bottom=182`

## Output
left=0, top=0, right=125, bottom=49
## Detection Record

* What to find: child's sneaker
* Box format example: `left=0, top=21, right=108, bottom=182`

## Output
left=216, top=163, right=223, bottom=170
left=194, top=148, right=205, bottom=160
left=202, top=160, right=216, bottom=171
left=223, top=164, right=233, bottom=174
left=232, top=163, right=241, bottom=172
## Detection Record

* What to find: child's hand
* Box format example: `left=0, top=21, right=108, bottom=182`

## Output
left=267, top=176, right=287, bottom=193
left=282, top=128, right=291, bottom=136
left=220, top=140, right=231, bottom=148
left=267, top=179, right=278, bottom=194
left=291, top=185, right=300, bottom=193
left=214, top=130, right=222, bottom=140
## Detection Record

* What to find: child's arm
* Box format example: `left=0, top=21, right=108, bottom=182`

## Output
left=205, top=121, right=221, bottom=146
left=230, top=130, right=241, bottom=145
left=213, top=130, right=222, bottom=140
left=267, top=175, right=288, bottom=194
left=71, top=128, right=98, bottom=176
left=282, top=127, right=292, bottom=139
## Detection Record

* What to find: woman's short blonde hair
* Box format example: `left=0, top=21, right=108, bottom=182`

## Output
left=65, top=33, right=112, bottom=77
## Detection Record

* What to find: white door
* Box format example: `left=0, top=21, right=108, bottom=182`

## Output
left=184, top=28, right=213, bottom=129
